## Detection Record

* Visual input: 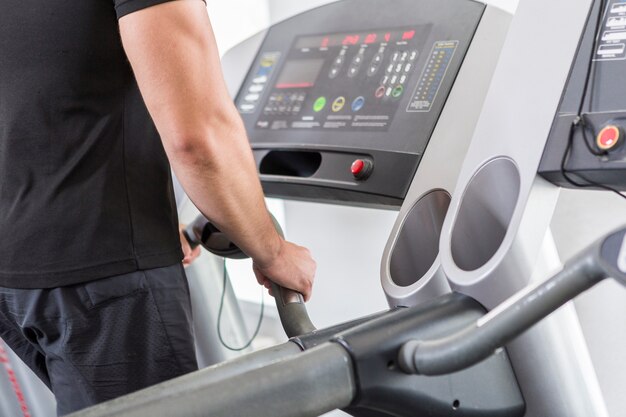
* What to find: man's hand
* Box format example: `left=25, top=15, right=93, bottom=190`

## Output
left=179, top=225, right=201, bottom=267
left=253, top=240, right=316, bottom=301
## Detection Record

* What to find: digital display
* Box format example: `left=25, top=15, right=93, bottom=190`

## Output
left=294, top=28, right=418, bottom=50
left=242, top=25, right=433, bottom=132
left=275, top=59, right=325, bottom=89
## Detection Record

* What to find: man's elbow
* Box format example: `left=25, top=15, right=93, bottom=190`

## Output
left=163, top=110, right=246, bottom=162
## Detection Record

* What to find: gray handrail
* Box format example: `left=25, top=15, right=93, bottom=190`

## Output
left=398, top=226, right=626, bottom=376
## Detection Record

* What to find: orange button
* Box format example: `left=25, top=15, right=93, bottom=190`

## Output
left=597, top=125, right=621, bottom=151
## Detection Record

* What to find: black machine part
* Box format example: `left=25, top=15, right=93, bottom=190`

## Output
left=539, top=0, right=626, bottom=192
left=183, top=213, right=316, bottom=337
left=236, top=0, right=487, bottom=207
left=399, top=225, right=626, bottom=376
left=336, top=293, right=525, bottom=417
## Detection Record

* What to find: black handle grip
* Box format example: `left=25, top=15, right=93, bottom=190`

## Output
left=271, top=282, right=316, bottom=337
left=183, top=214, right=317, bottom=338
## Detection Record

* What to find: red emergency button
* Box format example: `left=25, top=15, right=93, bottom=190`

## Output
left=597, top=125, right=621, bottom=151
left=351, top=159, right=373, bottom=180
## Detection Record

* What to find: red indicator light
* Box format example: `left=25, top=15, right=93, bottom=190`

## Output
left=365, top=33, right=377, bottom=44
left=402, top=30, right=416, bottom=41
left=384, top=33, right=391, bottom=42
left=321, top=37, right=330, bottom=48
left=342, top=35, right=360, bottom=46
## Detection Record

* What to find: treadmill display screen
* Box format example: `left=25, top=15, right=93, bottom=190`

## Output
left=250, top=26, right=432, bottom=132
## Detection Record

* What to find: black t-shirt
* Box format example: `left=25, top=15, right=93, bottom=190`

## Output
left=0, top=0, right=191, bottom=288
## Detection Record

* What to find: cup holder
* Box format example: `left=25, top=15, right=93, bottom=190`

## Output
left=451, top=158, right=521, bottom=272
left=390, top=190, right=451, bottom=287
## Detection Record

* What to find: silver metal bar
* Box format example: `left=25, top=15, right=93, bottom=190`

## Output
left=68, top=343, right=354, bottom=417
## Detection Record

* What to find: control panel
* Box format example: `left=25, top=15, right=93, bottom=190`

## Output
left=235, top=0, right=486, bottom=207
left=540, top=0, right=626, bottom=191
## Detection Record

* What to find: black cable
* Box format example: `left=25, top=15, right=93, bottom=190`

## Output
left=217, top=258, right=265, bottom=351
left=559, top=0, right=626, bottom=201
left=561, top=120, right=626, bottom=201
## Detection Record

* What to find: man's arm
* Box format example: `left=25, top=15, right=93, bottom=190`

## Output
left=119, top=0, right=315, bottom=300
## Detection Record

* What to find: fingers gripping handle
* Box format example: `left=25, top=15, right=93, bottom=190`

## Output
left=183, top=214, right=316, bottom=338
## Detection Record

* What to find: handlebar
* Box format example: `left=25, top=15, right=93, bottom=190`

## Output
left=184, top=214, right=317, bottom=338
left=398, top=225, right=626, bottom=375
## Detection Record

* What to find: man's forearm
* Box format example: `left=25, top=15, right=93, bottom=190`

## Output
left=168, top=108, right=282, bottom=267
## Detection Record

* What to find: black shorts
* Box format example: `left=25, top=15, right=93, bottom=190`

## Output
left=0, top=264, right=198, bottom=416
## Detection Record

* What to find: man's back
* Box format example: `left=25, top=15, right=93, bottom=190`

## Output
left=0, top=0, right=182, bottom=288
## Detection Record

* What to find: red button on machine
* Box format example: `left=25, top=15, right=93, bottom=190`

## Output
left=597, top=125, right=621, bottom=151
left=351, top=159, right=365, bottom=175
left=351, top=159, right=373, bottom=180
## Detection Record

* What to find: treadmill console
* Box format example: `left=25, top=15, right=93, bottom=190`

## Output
left=540, top=0, right=626, bottom=191
left=235, top=0, right=486, bottom=207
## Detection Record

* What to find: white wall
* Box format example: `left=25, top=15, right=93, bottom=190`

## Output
left=206, top=0, right=270, bottom=56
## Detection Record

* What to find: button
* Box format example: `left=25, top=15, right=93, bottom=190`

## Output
left=405, top=63, right=413, bottom=73
left=332, top=96, right=346, bottom=112
left=249, top=85, right=264, bottom=93
left=239, top=104, right=255, bottom=112
left=400, top=74, right=408, bottom=84
left=409, top=50, right=419, bottom=61
left=395, top=63, right=403, bottom=73
left=348, top=66, right=360, bottom=77
left=382, top=75, right=390, bottom=85
left=385, top=87, right=393, bottom=97
left=245, top=94, right=260, bottom=102
left=352, top=96, right=365, bottom=112
left=329, top=67, right=340, bottom=79
left=390, top=75, right=398, bottom=85
left=253, top=76, right=268, bottom=84
left=597, top=125, right=622, bottom=151
left=400, top=51, right=409, bottom=62
left=375, top=86, right=386, bottom=98
left=351, top=159, right=365, bottom=175
left=386, top=64, right=394, bottom=74
left=392, top=85, right=404, bottom=98
left=351, top=159, right=373, bottom=180
left=367, top=65, right=379, bottom=76
left=313, top=97, right=327, bottom=112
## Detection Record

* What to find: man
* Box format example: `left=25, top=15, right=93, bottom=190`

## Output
left=0, top=0, right=316, bottom=415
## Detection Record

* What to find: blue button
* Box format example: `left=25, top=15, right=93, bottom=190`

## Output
left=352, top=96, right=365, bottom=112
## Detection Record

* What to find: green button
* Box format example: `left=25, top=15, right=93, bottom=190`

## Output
left=392, top=85, right=404, bottom=98
left=313, top=97, right=327, bottom=112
